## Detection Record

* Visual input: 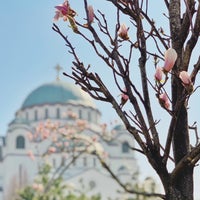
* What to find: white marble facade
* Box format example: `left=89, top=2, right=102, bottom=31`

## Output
left=0, top=80, right=139, bottom=200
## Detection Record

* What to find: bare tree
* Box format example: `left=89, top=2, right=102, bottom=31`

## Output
left=52, top=0, right=200, bottom=199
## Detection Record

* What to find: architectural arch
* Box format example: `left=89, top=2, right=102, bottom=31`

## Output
left=16, top=135, right=25, bottom=149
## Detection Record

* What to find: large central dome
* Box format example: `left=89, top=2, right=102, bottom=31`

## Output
left=21, top=81, right=96, bottom=109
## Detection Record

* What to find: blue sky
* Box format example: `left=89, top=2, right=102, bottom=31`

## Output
left=0, top=1, right=122, bottom=136
left=1, top=1, right=200, bottom=198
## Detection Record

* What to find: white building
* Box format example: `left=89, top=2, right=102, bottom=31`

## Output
left=0, top=79, right=139, bottom=200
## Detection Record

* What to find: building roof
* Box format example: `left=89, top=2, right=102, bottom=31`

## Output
left=21, top=81, right=96, bottom=109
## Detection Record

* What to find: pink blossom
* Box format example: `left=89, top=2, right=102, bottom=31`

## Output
left=120, top=88, right=129, bottom=107
left=32, top=183, right=44, bottom=192
left=27, top=150, right=35, bottom=161
left=159, top=93, right=170, bottom=109
left=41, top=129, right=50, bottom=140
left=163, top=48, right=177, bottom=72
left=64, top=141, right=69, bottom=146
left=118, top=24, right=129, bottom=40
left=92, top=135, right=99, bottom=142
left=154, top=67, right=163, bottom=82
left=179, top=71, right=193, bottom=93
left=51, top=134, right=58, bottom=142
left=56, top=142, right=63, bottom=147
left=87, top=5, right=94, bottom=23
left=27, top=132, right=33, bottom=141
left=76, top=119, right=87, bottom=130
left=179, top=71, right=192, bottom=85
left=48, top=146, right=56, bottom=153
left=54, top=1, right=76, bottom=21
left=67, top=110, right=78, bottom=119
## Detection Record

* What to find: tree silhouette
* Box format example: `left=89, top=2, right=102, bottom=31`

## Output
left=52, top=1, right=200, bottom=199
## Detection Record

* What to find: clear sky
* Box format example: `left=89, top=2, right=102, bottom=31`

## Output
left=0, top=1, right=120, bottom=136
left=1, top=1, right=200, bottom=199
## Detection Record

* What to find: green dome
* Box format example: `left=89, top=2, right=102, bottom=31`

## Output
left=21, top=81, right=95, bottom=109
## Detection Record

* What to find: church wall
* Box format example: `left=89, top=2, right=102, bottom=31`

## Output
left=20, top=104, right=100, bottom=125
left=0, top=81, right=140, bottom=200
left=5, top=128, right=30, bottom=154
left=2, top=154, right=38, bottom=198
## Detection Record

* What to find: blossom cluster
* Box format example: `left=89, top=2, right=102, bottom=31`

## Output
left=54, top=1, right=94, bottom=32
left=154, top=48, right=193, bottom=110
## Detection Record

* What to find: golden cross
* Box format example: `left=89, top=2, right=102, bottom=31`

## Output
left=54, top=65, right=63, bottom=81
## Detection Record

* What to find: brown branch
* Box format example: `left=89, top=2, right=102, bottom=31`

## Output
left=44, top=151, right=84, bottom=193
left=164, top=0, right=169, bottom=9
left=181, top=0, right=195, bottom=38
left=191, top=55, right=200, bottom=85
left=169, top=0, right=182, bottom=50
left=134, top=2, right=160, bottom=151
left=97, top=154, right=165, bottom=199
left=141, top=11, right=169, bottom=50
left=163, top=90, right=189, bottom=164
left=182, top=2, right=200, bottom=71
left=171, top=143, right=200, bottom=183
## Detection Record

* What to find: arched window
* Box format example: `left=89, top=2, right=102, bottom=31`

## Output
left=34, top=110, right=38, bottom=121
left=25, top=112, right=29, bottom=120
left=56, top=108, right=60, bottom=119
left=83, top=157, right=87, bottom=166
left=93, top=158, right=96, bottom=167
left=122, top=141, right=129, bottom=153
left=16, top=136, right=25, bottom=149
left=45, top=108, right=48, bottom=119
left=52, top=158, right=56, bottom=168
left=79, top=110, right=82, bottom=119
left=88, top=111, right=91, bottom=122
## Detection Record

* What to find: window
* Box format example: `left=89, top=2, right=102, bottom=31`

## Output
left=56, top=108, right=60, bottom=119
left=45, top=108, right=48, bottom=119
left=122, top=141, right=129, bottom=153
left=79, top=110, right=82, bottom=119
left=16, top=136, right=25, bottom=149
left=52, top=158, right=56, bottom=168
left=89, top=180, right=96, bottom=189
left=83, top=157, right=87, bottom=166
left=93, top=158, right=96, bottom=167
left=25, top=112, right=29, bottom=120
left=88, top=111, right=91, bottom=122
left=19, top=164, right=22, bottom=187
left=61, top=155, right=65, bottom=166
left=34, top=110, right=38, bottom=121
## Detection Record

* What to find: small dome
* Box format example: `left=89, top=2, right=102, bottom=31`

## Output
left=21, top=81, right=96, bottom=109
left=113, top=124, right=125, bottom=131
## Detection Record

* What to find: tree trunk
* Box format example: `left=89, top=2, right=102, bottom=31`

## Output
left=164, top=167, right=194, bottom=200
left=165, top=176, right=193, bottom=200
left=166, top=71, right=194, bottom=200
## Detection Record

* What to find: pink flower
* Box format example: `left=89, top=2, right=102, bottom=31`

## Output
left=67, top=110, right=78, bottom=119
left=159, top=93, right=170, bottom=109
left=118, top=24, right=129, bottom=40
left=27, top=132, right=33, bottom=141
left=27, top=150, right=35, bottom=161
left=154, top=67, right=163, bottom=82
left=41, top=129, right=50, bottom=140
left=163, top=48, right=177, bottom=72
left=48, top=146, right=56, bottom=153
left=54, top=1, right=76, bottom=21
left=179, top=71, right=193, bottom=93
left=76, top=120, right=87, bottom=131
left=179, top=71, right=191, bottom=85
left=87, top=5, right=94, bottom=23
left=32, top=183, right=44, bottom=192
left=120, top=88, right=129, bottom=107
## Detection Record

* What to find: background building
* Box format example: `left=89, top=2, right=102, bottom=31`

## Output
left=0, top=75, right=140, bottom=200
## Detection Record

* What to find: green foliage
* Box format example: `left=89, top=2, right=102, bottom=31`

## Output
left=17, top=163, right=101, bottom=200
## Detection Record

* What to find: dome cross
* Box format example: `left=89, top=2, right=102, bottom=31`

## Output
left=54, top=65, right=63, bottom=81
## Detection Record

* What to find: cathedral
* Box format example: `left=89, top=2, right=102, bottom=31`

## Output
left=0, top=73, right=139, bottom=200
